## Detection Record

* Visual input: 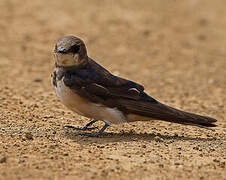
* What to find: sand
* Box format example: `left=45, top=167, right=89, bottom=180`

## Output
left=0, top=0, right=225, bottom=179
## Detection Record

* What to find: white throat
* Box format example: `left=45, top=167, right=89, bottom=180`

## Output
left=54, top=53, right=79, bottom=67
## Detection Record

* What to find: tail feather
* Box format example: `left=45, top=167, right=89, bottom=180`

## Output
left=151, top=102, right=217, bottom=127
left=120, top=99, right=217, bottom=127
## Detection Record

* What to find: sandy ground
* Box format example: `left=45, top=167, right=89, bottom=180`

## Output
left=0, top=0, right=226, bottom=179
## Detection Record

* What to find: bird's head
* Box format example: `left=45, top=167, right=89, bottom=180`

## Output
left=53, top=36, right=88, bottom=67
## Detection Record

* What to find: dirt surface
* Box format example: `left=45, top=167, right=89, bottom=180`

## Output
left=0, top=0, right=226, bottom=179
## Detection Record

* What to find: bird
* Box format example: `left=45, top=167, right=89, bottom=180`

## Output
left=51, top=35, right=217, bottom=137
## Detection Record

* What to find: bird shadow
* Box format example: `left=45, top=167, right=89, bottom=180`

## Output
left=63, top=129, right=224, bottom=145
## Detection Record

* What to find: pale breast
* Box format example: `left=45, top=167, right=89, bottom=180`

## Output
left=54, top=78, right=126, bottom=124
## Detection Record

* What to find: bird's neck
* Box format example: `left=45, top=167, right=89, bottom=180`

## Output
left=55, top=58, right=89, bottom=71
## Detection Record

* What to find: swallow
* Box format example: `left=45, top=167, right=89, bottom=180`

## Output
left=51, top=35, right=217, bottom=137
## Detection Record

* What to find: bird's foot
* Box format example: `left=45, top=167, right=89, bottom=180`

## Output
left=64, top=120, right=98, bottom=131
left=78, top=123, right=110, bottom=137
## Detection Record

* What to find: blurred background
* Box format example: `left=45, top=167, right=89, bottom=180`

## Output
left=1, top=0, right=226, bottom=101
left=0, top=0, right=225, bottom=179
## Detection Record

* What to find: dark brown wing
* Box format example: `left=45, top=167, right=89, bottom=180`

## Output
left=63, top=60, right=157, bottom=105
left=63, top=58, right=156, bottom=102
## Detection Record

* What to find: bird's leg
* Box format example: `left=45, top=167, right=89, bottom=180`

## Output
left=79, top=123, right=110, bottom=137
left=64, top=120, right=98, bottom=131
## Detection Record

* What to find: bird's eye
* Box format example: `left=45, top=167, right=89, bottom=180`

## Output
left=69, top=44, right=80, bottom=53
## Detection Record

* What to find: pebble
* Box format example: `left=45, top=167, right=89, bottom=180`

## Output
left=34, top=78, right=42, bottom=82
left=154, top=136, right=164, bottom=142
left=0, top=156, right=7, bottom=163
left=25, top=132, right=33, bottom=140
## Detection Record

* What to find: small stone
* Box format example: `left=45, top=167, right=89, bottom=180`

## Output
left=25, top=132, right=33, bottom=140
left=0, top=156, right=6, bottom=163
left=34, top=78, right=42, bottom=82
left=63, top=152, right=69, bottom=156
left=213, top=159, right=220, bottom=163
left=154, top=136, right=164, bottom=142
left=43, top=115, right=54, bottom=119
left=220, top=161, right=225, bottom=168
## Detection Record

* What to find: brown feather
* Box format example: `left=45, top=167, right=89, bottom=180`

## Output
left=118, top=99, right=217, bottom=127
